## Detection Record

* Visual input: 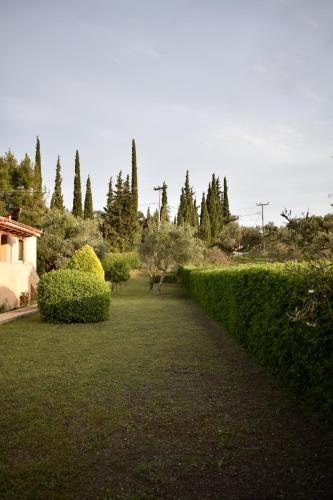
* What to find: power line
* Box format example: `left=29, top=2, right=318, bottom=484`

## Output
left=238, top=211, right=261, bottom=218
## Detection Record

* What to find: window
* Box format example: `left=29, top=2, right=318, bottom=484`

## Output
left=0, top=234, right=8, bottom=261
left=18, top=239, right=24, bottom=261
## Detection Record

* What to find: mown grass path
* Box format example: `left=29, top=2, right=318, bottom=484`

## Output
left=1, top=275, right=333, bottom=499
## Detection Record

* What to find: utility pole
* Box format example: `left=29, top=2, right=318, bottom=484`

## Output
left=256, top=202, right=269, bottom=250
left=329, top=194, right=333, bottom=207
left=153, top=186, right=163, bottom=229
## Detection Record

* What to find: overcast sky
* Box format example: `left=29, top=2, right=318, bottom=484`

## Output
left=1, top=0, right=333, bottom=226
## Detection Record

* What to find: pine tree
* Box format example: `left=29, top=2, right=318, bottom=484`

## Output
left=160, top=181, right=169, bottom=222
left=50, top=156, right=64, bottom=211
left=72, top=150, right=83, bottom=217
left=223, top=176, right=230, bottom=222
left=84, top=175, right=93, bottom=219
left=199, top=193, right=211, bottom=242
left=34, top=136, right=42, bottom=195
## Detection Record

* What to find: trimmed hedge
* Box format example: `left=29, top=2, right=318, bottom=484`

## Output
left=68, top=244, right=104, bottom=279
left=38, top=269, right=110, bottom=323
left=180, top=264, right=333, bottom=419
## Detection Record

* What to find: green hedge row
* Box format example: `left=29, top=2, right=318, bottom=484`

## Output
left=180, top=264, right=333, bottom=419
left=38, top=269, right=111, bottom=323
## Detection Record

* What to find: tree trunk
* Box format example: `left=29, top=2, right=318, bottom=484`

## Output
left=157, top=271, right=166, bottom=294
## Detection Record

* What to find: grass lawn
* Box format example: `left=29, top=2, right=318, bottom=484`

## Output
left=1, top=274, right=333, bottom=499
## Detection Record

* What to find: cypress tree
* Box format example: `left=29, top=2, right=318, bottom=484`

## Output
left=106, top=177, right=113, bottom=212
left=146, top=206, right=152, bottom=223
left=207, top=174, right=219, bottom=241
left=142, top=206, right=152, bottom=234
left=199, top=193, right=211, bottom=242
left=34, top=136, right=42, bottom=194
left=193, top=197, right=199, bottom=228
left=130, top=140, right=141, bottom=246
left=177, top=188, right=186, bottom=225
left=72, top=150, right=83, bottom=217
left=101, top=177, right=118, bottom=249
left=223, top=176, right=230, bottom=222
left=123, top=174, right=133, bottom=243
left=84, top=175, right=93, bottom=219
left=184, top=170, right=194, bottom=223
left=160, top=181, right=169, bottom=222
left=131, top=139, right=138, bottom=215
left=177, top=171, right=196, bottom=226
left=50, top=156, right=64, bottom=211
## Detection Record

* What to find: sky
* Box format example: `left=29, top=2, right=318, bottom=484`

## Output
left=1, top=0, right=333, bottom=226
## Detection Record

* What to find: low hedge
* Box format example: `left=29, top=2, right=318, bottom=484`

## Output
left=38, top=269, right=110, bottom=323
left=103, top=252, right=140, bottom=273
left=180, top=263, right=333, bottom=419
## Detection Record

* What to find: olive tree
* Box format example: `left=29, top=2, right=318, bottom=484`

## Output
left=38, top=210, right=104, bottom=273
left=139, top=223, right=204, bottom=292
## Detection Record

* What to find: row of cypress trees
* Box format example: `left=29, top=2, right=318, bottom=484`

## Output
left=50, top=149, right=93, bottom=219
left=175, top=170, right=231, bottom=243
left=1, top=136, right=232, bottom=248
left=100, top=140, right=140, bottom=251
left=143, top=171, right=232, bottom=244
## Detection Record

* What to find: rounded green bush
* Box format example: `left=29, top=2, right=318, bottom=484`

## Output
left=68, top=244, right=104, bottom=279
left=37, top=269, right=110, bottom=323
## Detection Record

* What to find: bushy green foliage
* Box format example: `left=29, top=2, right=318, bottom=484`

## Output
left=180, top=263, right=333, bottom=419
left=140, top=223, right=204, bottom=292
left=38, top=210, right=105, bottom=273
left=105, top=260, right=130, bottom=291
left=103, top=252, right=139, bottom=272
left=68, top=244, right=104, bottom=278
left=38, top=269, right=110, bottom=323
left=0, top=149, right=47, bottom=226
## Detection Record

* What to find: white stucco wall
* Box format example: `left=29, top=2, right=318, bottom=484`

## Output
left=3, top=235, right=37, bottom=267
left=0, top=235, right=39, bottom=310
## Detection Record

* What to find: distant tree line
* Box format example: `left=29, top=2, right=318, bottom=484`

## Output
left=0, top=136, right=237, bottom=271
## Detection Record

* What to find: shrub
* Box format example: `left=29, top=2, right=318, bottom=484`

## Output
left=38, top=269, right=110, bottom=323
left=180, top=263, right=333, bottom=420
left=205, top=246, right=231, bottom=266
left=68, top=244, right=104, bottom=279
left=103, top=252, right=139, bottom=272
left=38, top=210, right=105, bottom=273
left=105, top=259, right=130, bottom=291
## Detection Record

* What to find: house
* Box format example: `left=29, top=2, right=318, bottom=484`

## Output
left=0, top=216, right=42, bottom=310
